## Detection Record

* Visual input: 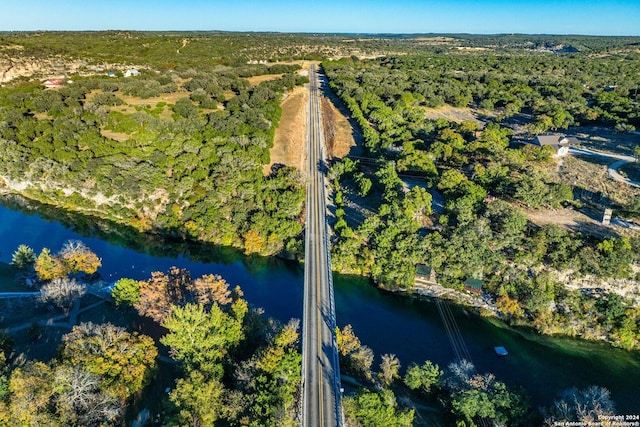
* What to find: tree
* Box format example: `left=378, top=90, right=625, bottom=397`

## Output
left=444, top=361, right=528, bottom=426
left=354, top=172, right=373, bottom=197
left=244, top=229, right=266, bottom=254
left=135, top=267, right=235, bottom=322
left=403, top=360, right=443, bottom=394
left=545, top=386, right=615, bottom=425
left=437, top=169, right=468, bottom=195
left=496, top=294, right=525, bottom=318
left=10, top=244, right=36, bottom=270
left=110, top=278, right=140, bottom=308
left=343, top=389, right=414, bottom=427
left=161, top=301, right=246, bottom=377
left=0, top=353, right=8, bottom=402
left=192, top=274, right=233, bottom=307
left=58, top=240, right=102, bottom=276
left=52, top=365, right=120, bottom=426
left=60, top=322, right=157, bottom=400
left=0, top=331, right=13, bottom=359
left=376, top=161, right=403, bottom=203
left=626, top=194, right=640, bottom=215
left=38, top=277, right=86, bottom=310
left=34, top=248, right=69, bottom=281
left=335, top=324, right=374, bottom=378
left=403, top=186, right=433, bottom=220
left=236, top=319, right=302, bottom=425
left=378, top=353, right=401, bottom=386
left=5, top=361, right=56, bottom=426
left=167, top=370, right=226, bottom=427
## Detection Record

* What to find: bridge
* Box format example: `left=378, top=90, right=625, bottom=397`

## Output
left=301, top=64, right=342, bottom=427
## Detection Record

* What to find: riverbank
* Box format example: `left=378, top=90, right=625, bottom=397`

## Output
left=384, top=273, right=640, bottom=353
left=4, top=190, right=639, bottom=354
left=408, top=278, right=498, bottom=315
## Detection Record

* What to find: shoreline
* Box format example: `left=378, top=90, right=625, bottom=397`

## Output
left=2, top=189, right=638, bottom=352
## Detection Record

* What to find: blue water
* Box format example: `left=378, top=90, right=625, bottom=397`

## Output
left=1, top=203, right=639, bottom=412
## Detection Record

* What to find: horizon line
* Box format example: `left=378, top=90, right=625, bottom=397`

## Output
left=1, top=29, right=640, bottom=37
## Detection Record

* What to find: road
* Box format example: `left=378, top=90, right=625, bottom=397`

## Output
left=301, top=64, right=342, bottom=427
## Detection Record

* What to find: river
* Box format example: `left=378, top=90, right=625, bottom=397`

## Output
left=0, top=201, right=638, bottom=413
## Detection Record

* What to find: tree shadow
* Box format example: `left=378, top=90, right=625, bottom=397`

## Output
left=0, top=194, right=247, bottom=266
left=565, top=220, right=620, bottom=239
left=572, top=185, right=619, bottom=209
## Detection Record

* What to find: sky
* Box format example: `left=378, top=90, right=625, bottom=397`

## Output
left=1, top=0, right=639, bottom=36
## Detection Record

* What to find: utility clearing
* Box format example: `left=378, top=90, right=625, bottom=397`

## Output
left=265, top=85, right=308, bottom=175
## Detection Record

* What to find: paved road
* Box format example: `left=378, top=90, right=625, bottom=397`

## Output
left=301, top=64, right=342, bottom=427
left=569, top=147, right=640, bottom=187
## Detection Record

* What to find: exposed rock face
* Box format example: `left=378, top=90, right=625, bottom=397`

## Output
left=0, top=56, right=86, bottom=83
left=0, top=51, right=133, bottom=84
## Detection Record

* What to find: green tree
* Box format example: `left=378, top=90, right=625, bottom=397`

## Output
left=238, top=319, right=302, bottom=425
left=444, top=361, right=528, bottom=426
left=403, top=360, right=442, bottom=394
left=167, top=370, right=226, bottom=427
left=5, top=361, right=56, bottom=426
left=111, top=278, right=140, bottom=308
left=343, top=389, right=414, bottom=427
left=161, top=301, right=247, bottom=377
left=0, top=353, right=8, bottom=402
left=10, top=245, right=36, bottom=270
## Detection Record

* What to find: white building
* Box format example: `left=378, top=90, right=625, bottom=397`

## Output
left=534, top=134, right=570, bottom=157
left=124, top=69, right=141, bottom=78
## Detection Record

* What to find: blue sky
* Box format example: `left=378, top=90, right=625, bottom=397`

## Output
left=1, top=0, right=639, bottom=35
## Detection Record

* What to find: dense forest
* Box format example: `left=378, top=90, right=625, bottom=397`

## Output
left=322, top=44, right=640, bottom=350
left=0, top=52, right=311, bottom=256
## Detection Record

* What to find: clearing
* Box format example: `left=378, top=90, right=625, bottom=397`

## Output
left=520, top=205, right=622, bottom=238
left=321, top=94, right=360, bottom=159
left=265, top=63, right=361, bottom=174
left=319, top=75, right=361, bottom=158
left=245, top=73, right=283, bottom=86
left=555, top=154, right=640, bottom=206
left=421, top=105, right=490, bottom=125
left=264, top=85, right=308, bottom=175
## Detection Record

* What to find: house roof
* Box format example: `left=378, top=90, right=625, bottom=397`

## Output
left=416, top=264, right=433, bottom=276
left=124, top=69, right=140, bottom=77
left=535, top=134, right=569, bottom=147
left=464, top=278, right=484, bottom=289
